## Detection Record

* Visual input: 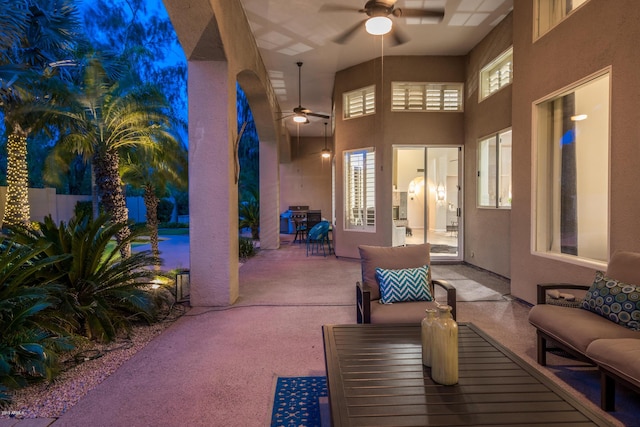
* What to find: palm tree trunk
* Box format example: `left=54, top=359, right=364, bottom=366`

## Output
left=143, top=184, right=160, bottom=265
left=2, top=124, right=31, bottom=227
left=93, top=147, right=131, bottom=258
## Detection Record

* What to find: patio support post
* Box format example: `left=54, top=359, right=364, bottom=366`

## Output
left=259, top=137, right=280, bottom=250
left=188, top=60, right=239, bottom=306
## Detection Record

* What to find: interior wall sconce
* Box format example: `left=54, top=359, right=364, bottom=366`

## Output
left=436, top=185, right=446, bottom=203
left=408, top=181, right=416, bottom=199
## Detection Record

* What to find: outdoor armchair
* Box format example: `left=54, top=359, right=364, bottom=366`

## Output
left=356, top=243, right=456, bottom=323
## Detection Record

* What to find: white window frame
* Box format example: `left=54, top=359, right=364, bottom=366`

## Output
left=343, top=85, right=375, bottom=119
left=479, top=47, right=513, bottom=101
left=534, top=0, right=590, bottom=40
left=392, top=82, right=464, bottom=112
left=531, top=67, right=613, bottom=269
left=344, top=147, right=376, bottom=232
left=477, top=129, right=512, bottom=209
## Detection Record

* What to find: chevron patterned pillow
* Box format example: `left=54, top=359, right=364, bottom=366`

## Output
left=375, top=265, right=433, bottom=304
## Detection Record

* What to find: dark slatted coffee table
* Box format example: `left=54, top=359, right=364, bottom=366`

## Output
left=322, top=323, right=612, bottom=426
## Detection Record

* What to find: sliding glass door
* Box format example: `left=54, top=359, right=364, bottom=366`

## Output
left=393, top=146, right=462, bottom=260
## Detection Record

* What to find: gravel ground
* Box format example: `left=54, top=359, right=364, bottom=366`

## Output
left=1, top=306, right=186, bottom=420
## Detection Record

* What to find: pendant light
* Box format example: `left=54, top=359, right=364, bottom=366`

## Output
left=321, top=122, right=331, bottom=159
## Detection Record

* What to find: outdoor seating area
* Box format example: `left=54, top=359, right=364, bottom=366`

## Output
left=16, top=239, right=635, bottom=427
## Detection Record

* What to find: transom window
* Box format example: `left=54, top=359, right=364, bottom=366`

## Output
left=535, top=0, right=589, bottom=39
left=534, top=71, right=609, bottom=264
left=344, top=148, right=375, bottom=231
left=480, top=47, right=513, bottom=101
left=343, top=85, right=375, bottom=119
left=392, top=82, right=463, bottom=112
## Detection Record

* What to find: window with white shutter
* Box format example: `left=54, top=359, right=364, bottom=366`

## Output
left=392, top=82, right=463, bottom=112
left=343, top=86, right=375, bottom=119
left=480, top=47, right=513, bottom=101
left=344, top=148, right=375, bottom=231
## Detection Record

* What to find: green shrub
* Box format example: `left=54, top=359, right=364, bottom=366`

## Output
left=239, top=237, right=255, bottom=259
left=239, top=199, right=259, bottom=240
left=7, top=212, right=171, bottom=342
left=74, top=200, right=93, bottom=219
left=157, top=199, right=174, bottom=223
left=0, top=239, right=74, bottom=407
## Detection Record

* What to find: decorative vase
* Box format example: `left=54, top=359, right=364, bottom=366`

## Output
left=431, top=305, right=458, bottom=385
left=421, top=308, right=437, bottom=367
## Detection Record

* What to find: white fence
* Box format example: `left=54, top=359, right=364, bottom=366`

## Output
left=0, top=187, right=177, bottom=226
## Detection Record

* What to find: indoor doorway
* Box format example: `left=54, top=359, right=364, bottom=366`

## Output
left=393, top=146, right=462, bottom=260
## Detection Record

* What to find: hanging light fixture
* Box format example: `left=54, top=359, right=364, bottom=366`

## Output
left=293, top=114, right=308, bottom=123
left=365, top=16, right=392, bottom=35
left=321, top=122, right=331, bottom=159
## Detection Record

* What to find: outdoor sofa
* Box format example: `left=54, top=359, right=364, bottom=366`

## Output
left=528, top=251, right=640, bottom=411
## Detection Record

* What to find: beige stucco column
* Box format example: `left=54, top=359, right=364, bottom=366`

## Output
left=259, top=142, right=280, bottom=250
left=188, top=60, right=239, bottom=306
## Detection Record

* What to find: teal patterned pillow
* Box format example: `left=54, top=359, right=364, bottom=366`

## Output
left=581, top=271, right=640, bottom=331
left=375, top=265, right=432, bottom=304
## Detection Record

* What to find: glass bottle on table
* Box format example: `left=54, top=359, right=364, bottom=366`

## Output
left=421, top=308, right=437, bottom=367
left=431, top=305, right=458, bottom=385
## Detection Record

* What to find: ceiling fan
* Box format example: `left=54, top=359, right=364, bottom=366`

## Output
left=280, top=61, right=330, bottom=124
left=321, top=0, right=445, bottom=46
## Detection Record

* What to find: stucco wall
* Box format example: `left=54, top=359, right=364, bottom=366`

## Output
left=333, top=56, right=466, bottom=258
left=279, top=136, right=333, bottom=223
left=463, top=13, right=513, bottom=278
left=510, top=1, right=640, bottom=303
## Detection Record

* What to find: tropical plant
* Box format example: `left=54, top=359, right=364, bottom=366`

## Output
left=0, top=0, right=79, bottom=227
left=7, top=212, right=170, bottom=342
left=121, top=134, right=187, bottom=263
left=238, top=237, right=255, bottom=259
left=43, top=56, right=175, bottom=258
left=156, top=199, right=174, bottom=223
left=239, top=187, right=260, bottom=240
left=0, top=238, right=73, bottom=407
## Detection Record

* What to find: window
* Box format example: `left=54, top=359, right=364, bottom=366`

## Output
left=477, top=129, right=512, bottom=208
left=344, top=148, right=375, bottom=231
left=535, top=0, right=589, bottom=39
left=480, top=47, right=513, bottom=101
left=534, top=71, right=609, bottom=263
left=343, top=85, right=375, bottom=119
left=392, top=82, right=463, bottom=112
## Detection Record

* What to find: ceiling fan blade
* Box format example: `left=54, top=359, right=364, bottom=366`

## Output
left=276, top=113, right=294, bottom=121
left=397, top=8, right=445, bottom=21
left=333, top=19, right=366, bottom=44
left=389, top=24, right=409, bottom=46
left=319, top=4, right=364, bottom=13
left=307, top=112, right=331, bottom=119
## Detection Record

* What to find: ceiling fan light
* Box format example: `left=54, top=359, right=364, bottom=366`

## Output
left=366, top=16, right=392, bottom=35
left=293, top=114, right=307, bottom=123
left=321, top=148, right=331, bottom=159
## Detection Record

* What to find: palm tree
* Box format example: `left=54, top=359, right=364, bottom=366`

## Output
left=0, top=0, right=79, bottom=227
left=46, top=56, right=175, bottom=257
left=121, top=135, right=187, bottom=264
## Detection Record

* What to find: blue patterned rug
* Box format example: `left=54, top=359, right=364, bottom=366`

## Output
left=270, top=376, right=328, bottom=427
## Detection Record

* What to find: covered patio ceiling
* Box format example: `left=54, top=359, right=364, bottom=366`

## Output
left=240, top=0, right=514, bottom=137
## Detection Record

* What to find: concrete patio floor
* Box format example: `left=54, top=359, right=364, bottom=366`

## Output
left=2, top=235, right=637, bottom=426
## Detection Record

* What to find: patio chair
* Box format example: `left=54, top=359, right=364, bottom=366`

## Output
left=356, top=243, right=456, bottom=323
left=306, top=220, right=330, bottom=256
left=293, top=218, right=307, bottom=243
